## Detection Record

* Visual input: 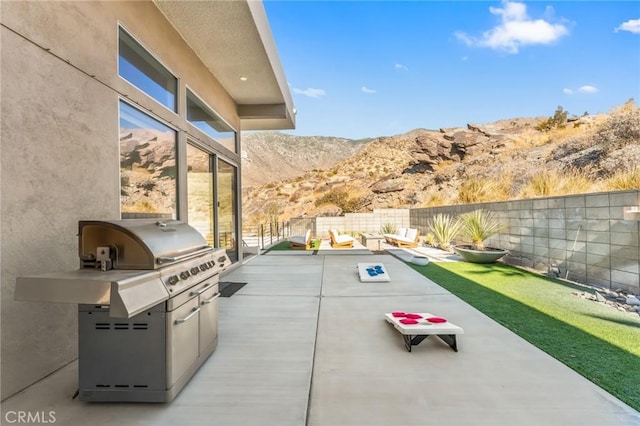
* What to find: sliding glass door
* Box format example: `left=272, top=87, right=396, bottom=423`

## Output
left=186, top=143, right=214, bottom=245
left=217, top=159, right=238, bottom=262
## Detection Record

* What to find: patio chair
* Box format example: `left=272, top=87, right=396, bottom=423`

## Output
left=384, top=227, right=407, bottom=244
left=328, top=229, right=355, bottom=248
left=394, top=228, right=420, bottom=248
left=288, top=229, right=312, bottom=249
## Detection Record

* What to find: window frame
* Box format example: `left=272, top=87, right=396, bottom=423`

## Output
left=118, top=99, right=179, bottom=219
left=117, top=24, right=178, bottom=113
left=186, top=87, right=238, bottom=154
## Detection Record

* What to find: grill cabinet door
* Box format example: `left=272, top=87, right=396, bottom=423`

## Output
left=199, top=283, right=219, bottom=356
left=166, top=297, right=200, bottom=388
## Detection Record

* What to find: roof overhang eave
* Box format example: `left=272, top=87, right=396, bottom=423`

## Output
left=154, top=0, right=296, bottom=132
left=239, top=103, right=295, bottom=130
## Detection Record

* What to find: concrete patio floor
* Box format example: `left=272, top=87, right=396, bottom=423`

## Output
left=2, top=252, right=638, bottom=425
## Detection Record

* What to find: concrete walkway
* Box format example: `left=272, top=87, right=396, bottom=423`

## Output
left=2, top=253, right=638, bottom=426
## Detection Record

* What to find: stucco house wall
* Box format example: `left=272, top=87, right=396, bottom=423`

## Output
left=1, top=1, right=241, bottom=400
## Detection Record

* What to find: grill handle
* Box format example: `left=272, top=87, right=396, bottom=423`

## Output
left=190, top=282, right=213, bottom=297
left=201, top=293, right=220, bottom=305
left=174, top=307, right=200, bottom=324
left=157, top=247, right=213, bottom=264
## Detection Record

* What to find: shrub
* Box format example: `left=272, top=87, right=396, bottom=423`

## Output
left=423, top=192, right=451, bottom=207
left=535, top=105, right=569, bottom=132
left=427, top=213, right=463, bottom=251
left=264, top=201, right=281, bottom=223
left=519, top=168, right=594, bottom=198
left=603, top=167, right=640, bottom=190
left=457, top=177, right=511, bottom=204
left=459, top=209, right=504, bottom=251
left=423, top=232, right=436, bottom=247
left=315, top=188, right=363, bottom=213
left=380, top=223, right=397, bottom=234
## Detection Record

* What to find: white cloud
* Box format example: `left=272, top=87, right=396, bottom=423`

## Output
left=615, top=18, right=640, bottom=34
left=395, top=63, right=409, bottom=71
left=361, top=86, right=376, bottom=94
left=455, top=1, right=569, bottom=54
left=578, top=85, right=598, bottom=93
left=292, top=87, right=326, bottom=98
left=563, top=88, right=573, bottom=95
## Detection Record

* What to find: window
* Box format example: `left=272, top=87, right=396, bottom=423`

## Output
left=217, top=159, right=238, bottom=261
left=187, top=143, right=215, bottom=244
left=117, top=28, right=242, bottom=263
left=187, top=89, right=237, bottom=152
left=118, top=27, right=177, bottom=111
left=119, top=101, right=177, bottom=218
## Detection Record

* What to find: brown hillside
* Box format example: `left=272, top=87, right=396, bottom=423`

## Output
left=241, top=131, right=370, bottom=188
left=242, top=101, right=640, bottom=224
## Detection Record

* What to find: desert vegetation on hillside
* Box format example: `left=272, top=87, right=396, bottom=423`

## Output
left=241, top=100, right=639, bottom=223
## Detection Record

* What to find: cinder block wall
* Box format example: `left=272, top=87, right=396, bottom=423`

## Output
left=315, top=209, right=410, bottom=238
left=411, top=190, right=640, bottom=294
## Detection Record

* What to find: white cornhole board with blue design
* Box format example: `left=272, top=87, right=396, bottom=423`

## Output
left=357, top=263, right=390, bottom=282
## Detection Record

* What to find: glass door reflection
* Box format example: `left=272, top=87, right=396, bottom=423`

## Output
left=217, top=159, right=238, bottom=262
left=186, top=143, right=214, bottom=245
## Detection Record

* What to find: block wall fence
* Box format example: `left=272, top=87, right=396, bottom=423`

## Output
left=290, top=191, right=639, bottom=293
left=313, top=209, right=410, bottom=238
left=411, top=190, right=640, bottom=294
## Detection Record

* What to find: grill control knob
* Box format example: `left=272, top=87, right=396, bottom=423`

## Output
left=208, top=261, right=215, bottom=268
left=180, top=271, right=190, bottom=280
left=200, top=264, right=207, bottom=271
left=168, top=275, right=179, bottom=285
left=190, top=267, right=200, bottom=275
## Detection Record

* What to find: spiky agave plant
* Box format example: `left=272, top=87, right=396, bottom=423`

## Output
left=380, top=222, right=397, bottom=235
left=427, top=213, right=463, bottom=251
left=459, top=209, right=504, bottom=251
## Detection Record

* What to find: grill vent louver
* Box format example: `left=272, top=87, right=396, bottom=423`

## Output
left=94, top=322, right=149, bottom=330
left=94, top=384, right=149, bottom=388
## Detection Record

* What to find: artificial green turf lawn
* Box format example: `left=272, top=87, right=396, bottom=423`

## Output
left=267, top=240, right=320, bottom=251
left=410, top=261, right=640, bottom=412
left=268, top=241, right=295, bottom=251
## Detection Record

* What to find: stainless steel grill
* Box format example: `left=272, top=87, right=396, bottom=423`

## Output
left=16, top=219, right=231, bottom=402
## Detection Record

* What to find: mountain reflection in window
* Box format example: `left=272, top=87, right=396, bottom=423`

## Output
left=119, top=101, right=177, bottom=219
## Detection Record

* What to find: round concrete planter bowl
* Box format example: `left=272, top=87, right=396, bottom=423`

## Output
left=410, top=256, right=429, bottom=266
left=453, top=245, right=507, bottom=264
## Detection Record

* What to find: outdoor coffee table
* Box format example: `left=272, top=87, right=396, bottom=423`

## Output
left=384, top=313, right=464, bottom=352
left=361, top=233, right=385, bottom=251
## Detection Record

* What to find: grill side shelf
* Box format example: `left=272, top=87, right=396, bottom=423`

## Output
left=109, top=272, right=169, bottom=318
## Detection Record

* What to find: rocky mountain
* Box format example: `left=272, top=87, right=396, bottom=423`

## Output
left=240, top=132, right=371, bottom=188
left=120, top=128, right=176, bottom=215
left=242, top=101, right=640, bottom=223
left=117, top=101, right=639, bottom=224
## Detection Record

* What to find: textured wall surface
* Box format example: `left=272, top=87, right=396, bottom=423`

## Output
left=411, top=190, right=640, bottom=293
left=1, top=1, right=240, bottom=400
left=0, top=24, right=119, bottom=400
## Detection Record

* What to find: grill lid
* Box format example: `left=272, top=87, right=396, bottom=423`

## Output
left=79, top=220, right=211, bottom=270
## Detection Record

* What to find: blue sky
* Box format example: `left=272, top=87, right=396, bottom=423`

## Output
left=263, top=0, right=640, bottom=140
